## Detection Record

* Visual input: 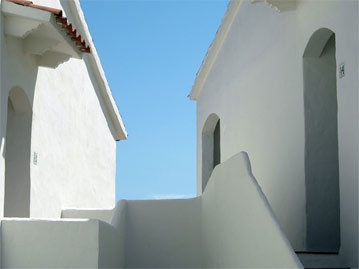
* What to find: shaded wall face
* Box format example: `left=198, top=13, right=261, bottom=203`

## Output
left=4, top=100, right=32, bottom=217
left=0, top=22, right=39, bottom=218
left=196, top=1, right=358, bottom=265
left=213, top=120, right=221, bottom=168
left=201, top=153, right=301, bottom=268
left=303, top=35, right=340, bottom=252
left=202, top=115, right=220, bottom=192
left=125, top=199, right=201, bottom=268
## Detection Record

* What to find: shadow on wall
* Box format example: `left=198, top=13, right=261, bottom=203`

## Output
left=4, top=87, right=33, bottom=218
left=1, top=33, right=39, bottom=218
left=79, top=152, right=303, bottom=268
left=17, top=152, right=303, bottom=268
left=202, top=113, right=221, bottom=192
left=303, top=28, right=340, bottom=252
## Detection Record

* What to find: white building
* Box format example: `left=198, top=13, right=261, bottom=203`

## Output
left=0, top=0, right=357, bottom=268
left=189, top=0, right=358, bottom=268
left=0, top=0, right=127, bottom=218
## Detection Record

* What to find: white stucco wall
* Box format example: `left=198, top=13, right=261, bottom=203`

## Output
left=1, top=219, right=100, bottom=268
left=1, top=218, right=123, bottom=268
left=1, top=154, right=302, bottom=268
left=0, top=34, right=38, bottom=218
left=125, top=198, right=202, bottom=268
left=98, top=220, right=124, bottom=268
left=195, top=0, right=358, bottom=266
left=62, top=208, right=114, bottom=223
left=0, top=0, right=118, bottom=218
left=0, top=220, right=2, bottom=265
left=107, top=201, right=127, bottom=268
left=0, top=0, right=4, bottom=218
left=30, top=56, right=116, bottom=218
left=93, top=154, right=300, bottom=268
left=201, top=152, right=302, bottom=268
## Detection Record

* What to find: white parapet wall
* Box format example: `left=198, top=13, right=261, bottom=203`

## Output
left=124, top=198, right=202, bottom=268
left=201, top=152, right=302, bottom=268
left=5, top=152, right=302, bottom=268
left=59, top=152, right=303, bottom=268
left=61, top=208, right=114, bottom=224
left=0, top=218, right=123, bottom=268
left=0, top=220, right=2, bottom=268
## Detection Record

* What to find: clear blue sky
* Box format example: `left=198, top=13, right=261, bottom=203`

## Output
left=80, top=0, right=228, bottom=200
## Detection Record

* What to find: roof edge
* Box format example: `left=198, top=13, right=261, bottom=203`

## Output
left=64, top=0, right=127, bottom=141
left=188, top=0, right=242, bottom=101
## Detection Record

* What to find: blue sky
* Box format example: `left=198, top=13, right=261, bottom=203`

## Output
left=80, top=0, right=228, bottom=200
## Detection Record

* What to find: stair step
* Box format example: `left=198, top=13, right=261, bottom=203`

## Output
left=297, top=253, right=346, bottom=269
left=304, top=267, right=350, bottom=269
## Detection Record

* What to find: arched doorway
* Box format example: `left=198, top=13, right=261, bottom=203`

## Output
left=303, top=28, right=340, bottom=252
left=4, top=87, right=32, bottom=217
left=202, top=113, right=220, bottom=192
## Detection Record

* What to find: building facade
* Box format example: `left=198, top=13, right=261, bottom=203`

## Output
left=0, top=0, right=127, bottom=218
left=190, top=0, right=358, bottom=267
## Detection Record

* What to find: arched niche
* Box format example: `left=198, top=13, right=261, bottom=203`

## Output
left=202, top=113, right=221, bottom=192
left=303, top=28, right=340, bottom=252
left=4, top=86, right=32, bottom=217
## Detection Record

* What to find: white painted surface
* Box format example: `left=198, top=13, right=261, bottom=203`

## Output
left=0, top=154, right=301, bottom=268
left=60, top=0, right=127, bottom=141
left=98, top=221, right=123, bottom=268
left=0, top=220, right=2, bottom=266
left=30, top=58, right=116, bottom=217
left=1, top=219, right=99, bottom=268
left=0, top=0, right=124, bottom=218
left=62, top=208, right=114, bottom=223
left=106, top=201, right=127, bottom=268
left=1, top=218, right=125, bottom=268
left=0, top=0, right=3, bottom=220
left=201, top=152, right=302, bottom=268
left=104, top=153, right=300, bottom=268
left=125, top=198, right=202, bottom=268
left=1, top=0, right=82, bottom=68
left=4, top=87, right=32, bottom=217
left=193, top=1, right=358, bottom=267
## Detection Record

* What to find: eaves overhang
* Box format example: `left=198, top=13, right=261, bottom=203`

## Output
left=2, top=0, right=90, bottom=68
left=1, top=0, right=127, bottom=141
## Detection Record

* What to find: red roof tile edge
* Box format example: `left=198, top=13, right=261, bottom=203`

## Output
left=6, top=0, right=91, bottom=53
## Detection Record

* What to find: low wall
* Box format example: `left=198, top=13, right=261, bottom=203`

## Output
left=1, top=153, right=303, bottom=268
left=98, top=221, right=123, bottom=268
left=125, top=198, right=201, bottom=268
left=1, top=219, right=99, bottom=268
left=107, top=200, right=127, bottom=268
left=0, top=218, right=124, bottom=268
left=0, top=220, right=2, bottom=269
left=201, top=152, right=302, bottom=268
left=61, top=208, right=114, bottom=224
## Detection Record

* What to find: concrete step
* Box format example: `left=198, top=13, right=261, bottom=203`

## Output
left=296, top=253, right=348, bottom=269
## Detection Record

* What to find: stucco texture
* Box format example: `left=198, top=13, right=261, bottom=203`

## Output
left=0, top=0, right=118, bottom=218
left=60, top=153, right=301, bottom=268
left=195, top=1, right=358, bottom=267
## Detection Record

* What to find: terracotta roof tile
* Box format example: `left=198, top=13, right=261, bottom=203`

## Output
left=6, top=0, right=91, bottom=53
